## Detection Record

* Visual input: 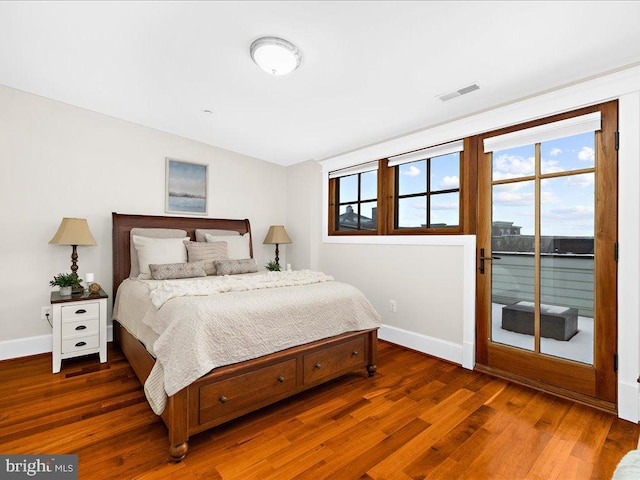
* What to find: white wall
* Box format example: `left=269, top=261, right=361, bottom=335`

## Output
left=320, top=243, right=464, bottom=341
left=285, top=160, right=322, bottom=271
left=0, top=85, right=286, bottom=354
left=292, top=65, right=640, bottom=422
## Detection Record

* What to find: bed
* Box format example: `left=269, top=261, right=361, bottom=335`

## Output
left=111, top=212, right=379, bottom=461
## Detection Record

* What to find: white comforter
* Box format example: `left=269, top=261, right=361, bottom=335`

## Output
left=135, top=271, right=381, bottom=414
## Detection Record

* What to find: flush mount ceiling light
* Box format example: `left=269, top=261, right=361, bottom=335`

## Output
left=250, top=36, right=301, bottom=76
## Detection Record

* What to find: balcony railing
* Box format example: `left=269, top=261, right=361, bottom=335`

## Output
left=491, top=252, right=594, bottom=318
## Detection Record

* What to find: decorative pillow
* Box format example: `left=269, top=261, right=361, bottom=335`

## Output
left=195, top=229, right=239, bottom=243
left=132, top=235, right=188, bottom=276
left=129, top=228, right=188, bottom=278
left=149, top=261, right=207, bottom=280
left=214, top=258, right=258, bottom=276
left=205, top=233, right=251, bottom=259
left=184, top=241, right=228, bottom=275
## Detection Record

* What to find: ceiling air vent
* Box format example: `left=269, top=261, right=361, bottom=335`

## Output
left=437, top=83, right=480, bottom=102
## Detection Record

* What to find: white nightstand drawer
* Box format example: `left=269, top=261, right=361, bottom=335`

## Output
left=62, top=319, right=99, bottom=339
left=61, top=302, right=99, bottom=322
left=62, top=335, right=99, bottom=354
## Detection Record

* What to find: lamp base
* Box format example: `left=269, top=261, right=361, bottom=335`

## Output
left=71, top=286, right=84, bottom=295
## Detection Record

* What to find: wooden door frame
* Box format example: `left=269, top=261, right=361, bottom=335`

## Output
left=475, top=101, right=618, bottom=412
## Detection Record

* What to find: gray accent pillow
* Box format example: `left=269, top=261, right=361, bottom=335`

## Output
left=195, top=229, right=239, bottom=243
left=149, top=261, right=207, bottom=280
left=184, top=241, right=228, bottom=275
left=129, top=228, right=188, bottom=278
left=214, top=258, right=259, bottom=276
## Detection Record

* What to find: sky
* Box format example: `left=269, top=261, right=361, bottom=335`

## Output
left=338, top=131, right=595, bottom=235
left=397, top=152, right=459, bottom=227
left=492, top=131, right=595, bottom=238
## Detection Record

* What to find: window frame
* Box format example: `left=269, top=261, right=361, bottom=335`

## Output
left=328, top=164, right=384, bottom=236
left=328, top=138, right=476, bottom=236
left=332, top=170, right=379, bottom=233
left=389, top=152, right=463, bottom=234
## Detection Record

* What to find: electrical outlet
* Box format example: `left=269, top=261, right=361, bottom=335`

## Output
left=389, top=300, right=397, bottom=313
left=41, top=306, right=52, bottom=321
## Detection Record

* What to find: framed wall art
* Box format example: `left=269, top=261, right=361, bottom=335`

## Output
left=165, top=158, right=208, bottom=215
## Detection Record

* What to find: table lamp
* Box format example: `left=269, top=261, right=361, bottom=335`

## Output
left=263, top=225, right=292, bottom=267
left=49, top=218, right=97, bottom=292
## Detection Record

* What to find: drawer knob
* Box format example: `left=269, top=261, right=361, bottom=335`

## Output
left=219, top=396, right=227, bottom=404
left=75, top=325, right=87, bottom=331
left=314, top=363, right=322, bottom=369
left=75, top=341, right=87, bottom=347
left=278, top=376, right=285, bottom=383
left=75, top=309, right=87, bottom=314
left=352, top=351, right=359, bottom=356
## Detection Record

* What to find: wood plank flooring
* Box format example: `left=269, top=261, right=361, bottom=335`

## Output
left=1, top=341, right=637, bottom=479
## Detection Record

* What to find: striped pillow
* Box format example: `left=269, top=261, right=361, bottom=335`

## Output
left=185, top=241, right=228, bottom=275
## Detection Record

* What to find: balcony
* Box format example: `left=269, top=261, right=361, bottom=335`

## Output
left=490, top=235, right=594, bottom=365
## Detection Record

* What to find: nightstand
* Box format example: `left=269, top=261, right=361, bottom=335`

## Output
left=51, top=289, right=108, bottom=374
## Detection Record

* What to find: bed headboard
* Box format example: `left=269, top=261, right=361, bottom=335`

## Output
left=112, top=212, right=252, bottom=296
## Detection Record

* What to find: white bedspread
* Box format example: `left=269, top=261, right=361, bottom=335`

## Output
left=146, top=270, right=335, bottom=310
left=135, top=271, right=380, bottom=414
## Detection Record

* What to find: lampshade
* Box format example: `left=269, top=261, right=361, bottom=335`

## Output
left=263, top=225, right=292, bottom=245
left=49, top=218, right=97, bottom=246
left=250, top=36, right=301, bottom=76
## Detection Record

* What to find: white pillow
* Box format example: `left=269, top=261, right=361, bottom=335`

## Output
left=132, top=235, right=188, bottom=275
left=195, top=229, right=239, bottom=243
left=129, top=228, right=188, bottom=278
left=205, top=233, right=250, bottom=260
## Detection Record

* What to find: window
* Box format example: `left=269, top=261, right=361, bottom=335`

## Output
left=329, top=161, right=379, bottom=232
left=328, top=139, right=472, bottom=236
left=394, top=152, right=461, bottom=229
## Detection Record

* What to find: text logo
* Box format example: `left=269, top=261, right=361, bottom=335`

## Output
left=0, top=455, right=78, bottom=479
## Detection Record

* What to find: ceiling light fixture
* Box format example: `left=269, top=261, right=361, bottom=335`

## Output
left=250, top=36, right=301, bottom=76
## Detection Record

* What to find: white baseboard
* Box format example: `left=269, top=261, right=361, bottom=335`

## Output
left=618, top=380, right=640, bottom=423
left=0, top=325, right=114, bottom=361
left=379, top=324, right=472, bottom=369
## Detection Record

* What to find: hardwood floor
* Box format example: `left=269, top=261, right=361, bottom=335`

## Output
left=1, top=341, right=637, bottom=479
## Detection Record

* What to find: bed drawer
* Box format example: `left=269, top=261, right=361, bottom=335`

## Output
left=198, top=359, right=297, bottom=425
left=303, top=337, right=365, bottom=385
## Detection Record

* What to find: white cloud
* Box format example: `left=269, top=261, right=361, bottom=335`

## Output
left=543, top=205, right=594, bottom=219
left=541, top=190, right=559, bottom=204
left=492, top=188, right=558, bottom=206
left=493, top=172, right=524, bottom=181
left=493, top=182, right=529, bottom=193
left=494, top=154, right=534, bottom=176
left=441, top=175, right=459, bottom=188
left=402, top=165, right=421, bottom=177
left=564, top=173, right=594, bottom=187
left=431, top=201, right=458, bottom=210
left=541, top=159, right=563, bottom=174
left=549, top=147, right=562, bottom=156
left=578, top=146, right=595, bottom=162
left=493, top=191, right=535, bottom=206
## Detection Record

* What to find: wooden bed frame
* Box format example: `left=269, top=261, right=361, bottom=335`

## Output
left=111, top=213, right=378, bottom=461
